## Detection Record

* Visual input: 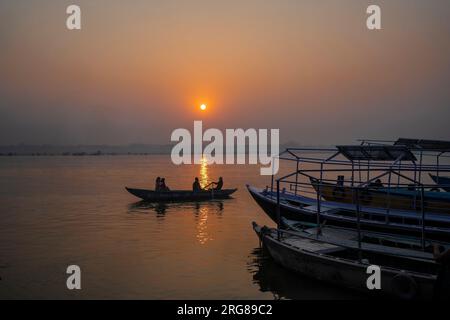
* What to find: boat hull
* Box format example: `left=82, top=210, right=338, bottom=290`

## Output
left=253, top=223, right=436, bottom=299
left=126, top=187, right=237, bottom=202
left=247, top=186, right=317, bottom=224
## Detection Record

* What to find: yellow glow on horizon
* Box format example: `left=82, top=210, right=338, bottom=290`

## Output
left=200, top=104, right=207, bottom=111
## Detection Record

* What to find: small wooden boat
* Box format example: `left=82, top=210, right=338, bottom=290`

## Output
left=125, top=187, right=237, bottom=202
left=430, top=174, right=450, bottom=192
left=252, top=222, right=438, bottom=299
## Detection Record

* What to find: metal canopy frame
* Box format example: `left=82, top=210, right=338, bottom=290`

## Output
left=394, top=138, right=450, bottom=152
left=336, top=145, right=416, bottom=162
left=269, top=140, right=450, bottom=253
left=358, top=138, right=450, bottom=180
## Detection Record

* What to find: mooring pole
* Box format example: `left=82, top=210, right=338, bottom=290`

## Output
left=277, top=179, right=281, bottom=240
left=271, top=174, right=274, bottom=197
left=316, top=187, right=321, bottom=238
left=437, top=153, right=442, bottom=179
left=316, top=164, right=324, bottom=238
left=421, top=185, right=426, bottom=250
left=294, top=160, right=299, bottom=196
left=355, top=187, right=362, bottom=262
left=386, top=170, right=392, bottom=223
left=418, top=152, right=423, bottom=185
left=351, top=162, right=354, bottom=186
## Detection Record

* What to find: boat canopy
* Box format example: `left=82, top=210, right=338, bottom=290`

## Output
left=394, top=138, right=450, bottom=152
left=336, top=145, right=416, bottom=161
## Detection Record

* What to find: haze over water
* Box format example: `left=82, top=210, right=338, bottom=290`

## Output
left=1, top=1, right=450, bottom=146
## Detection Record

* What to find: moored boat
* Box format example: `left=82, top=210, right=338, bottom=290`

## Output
left=247, top=141, right=450, bottom=241
left=252, top=222, right=438, bottom=299
left=125, top=187, right=237, bottom=202
left=247, top=185, right=450, bottom=240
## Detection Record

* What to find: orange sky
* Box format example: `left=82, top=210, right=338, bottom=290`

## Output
left=0, top=0, right=449, bottom=144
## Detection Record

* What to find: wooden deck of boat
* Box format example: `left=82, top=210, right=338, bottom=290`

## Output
left=268, top=229, right=343, bottom=254
left=283, top=237, right=343, bottom=254
left=282, top=217, right=448, bottom=248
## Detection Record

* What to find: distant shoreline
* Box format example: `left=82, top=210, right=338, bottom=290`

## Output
left=0, top=144, right=174, bottom=156
left=0, top=142, right=326, bottom=156
left=0, top=152, right=170, bottom=156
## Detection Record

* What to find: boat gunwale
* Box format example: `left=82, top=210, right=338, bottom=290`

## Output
left=125, top=187, right=238, bottom=194
left=249, top=185, right=450, bottom=224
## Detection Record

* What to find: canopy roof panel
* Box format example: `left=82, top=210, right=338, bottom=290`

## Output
left=395, top=138, right=450, bottom=151
left=337, top=145, right=417, bottom=161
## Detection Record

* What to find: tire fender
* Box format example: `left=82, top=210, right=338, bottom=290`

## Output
left=390, top=273, right=418, bottom=300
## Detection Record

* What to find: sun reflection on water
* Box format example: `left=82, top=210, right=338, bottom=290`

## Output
left=199, top=156, right=210, bottom=189
left=196, top=156, right=211, bottom=245
left=196, top=205, right=212, bottom=245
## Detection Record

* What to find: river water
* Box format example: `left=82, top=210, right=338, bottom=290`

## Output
left=0, top=155, right=358, bottom=299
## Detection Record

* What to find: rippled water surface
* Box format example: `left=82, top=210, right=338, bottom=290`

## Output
left=0, top=155, right=358, bottom=299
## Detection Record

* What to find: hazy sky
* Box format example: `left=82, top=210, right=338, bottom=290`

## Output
left=1, top=0, right=449, bottom=145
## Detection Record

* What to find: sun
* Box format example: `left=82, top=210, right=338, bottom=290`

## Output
left=200, top=104, right=207, bottom=111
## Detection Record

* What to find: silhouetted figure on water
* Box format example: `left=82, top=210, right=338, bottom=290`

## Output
left=160, top=178, right=170, bottom=191
left=211, top=177, right=224, bottom=190
left=155, top=177, right=170, bottom=191
left=193, top=177, right=202, bottom=191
